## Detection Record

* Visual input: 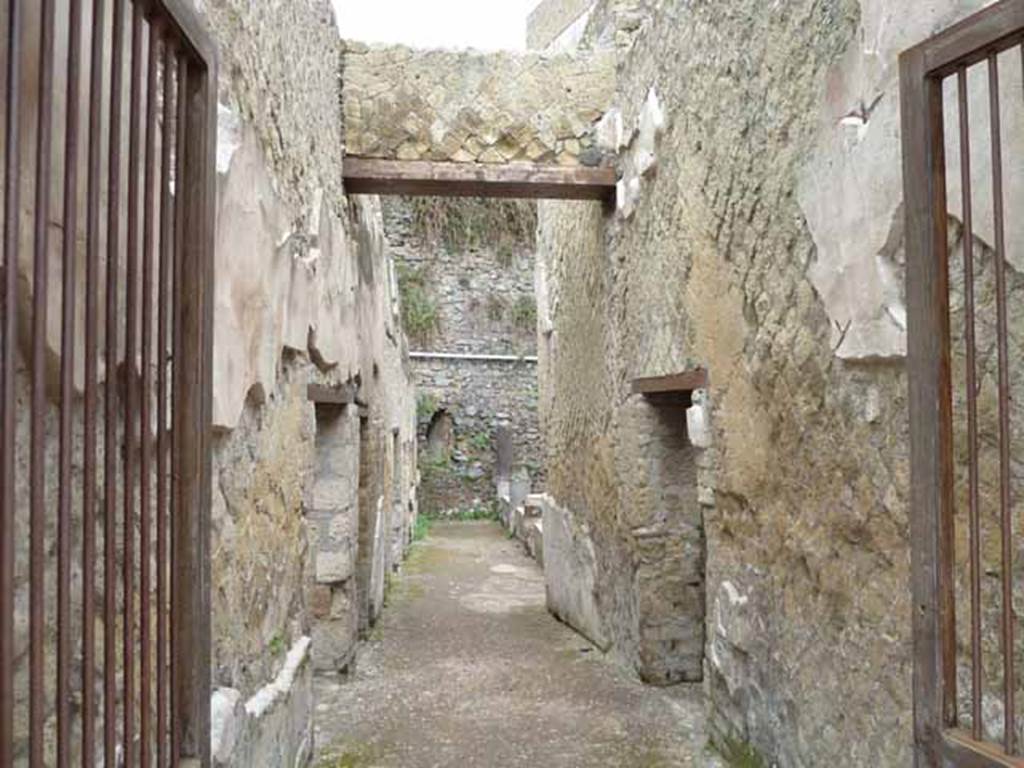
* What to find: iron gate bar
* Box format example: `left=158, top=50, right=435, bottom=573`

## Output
left=58, top=0, right=84, bottom=764
left=0, top=0, right=20, bottom=765
left=955, top=62, right=983, bottom=745
left=157, top=40, right=175, bottom=768
left=987, top=50, right=1015, bottom=757
left=106, top=2, right=126, bottom=763
left=175, top=40, right=216, bottom=762
left=903, top=0, right=1024, bottom=764
left=84, top=1, right=107, bottom=764
left=170, top=53, right=187, bottom=765
left=140, top=21, right=160, bottom=768
left=125, top=8, right=145, bottom=762
left=30, top=0, right=57, bottom=763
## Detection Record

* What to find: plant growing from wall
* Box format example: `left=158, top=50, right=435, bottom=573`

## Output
left=416, top=392, right=439, bottom=423
left=267, top=632, right=286, bottom=657
left=486, top=294, right=507, bottom=322
left=511, top=295, right=537, bottom=332
left=468, top=430, right=492, bottom=452
left=714, top=735, right=768, bottom=768
left=412, top=514, right=432, bottom=542
left=453, top=500, right=499, bottom=521
left=399, top=196, right=537, bottom=264
left=397, top=263, right=440, bottom=344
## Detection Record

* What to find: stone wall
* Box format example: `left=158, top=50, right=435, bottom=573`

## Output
left=200, top=0, right=420, bottom=764
left=530, top=0, right=654, bottom=53
left=526, top=0, right=595, bottom=51
left=383, top=197, right=538, bottom=357
left=532, top=0, right=1024, bottom=765
left=412, top=355, right=542, bottom=515
left=341, top=42, right=616, bottom=166
left=382, top=197, right=543, bottom=515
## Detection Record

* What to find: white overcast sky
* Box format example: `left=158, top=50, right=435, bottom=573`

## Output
left=332, top=0, right=543, bottom=51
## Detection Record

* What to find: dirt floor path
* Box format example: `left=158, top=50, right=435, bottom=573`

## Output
left=313, top=521, right=720, bottom=768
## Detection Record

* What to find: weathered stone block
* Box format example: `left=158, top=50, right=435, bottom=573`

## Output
left=312, top=476, right=354, bottom=511
left=309, top=585, right=333, bottom=619
left=543, top=496, right=610, bottom=651
left=211, top=687, right=244, bottom=766
left=316, top=547, right=355, bottom=584
left=311, top=611, right=358, bottom=674
left=233, top=637, right=314, bottom=768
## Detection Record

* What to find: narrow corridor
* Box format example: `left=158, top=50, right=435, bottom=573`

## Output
left=312, top=522, right=718, bottom=767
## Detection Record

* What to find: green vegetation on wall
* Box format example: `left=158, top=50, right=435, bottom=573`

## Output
left=511, top=295, right=537, bottom=332
left=713, top=735, right=768, bottom=768
left=486, top=294, right=507, bottom=322
left=397, top=263, right=440, bottom=344
left=416, top=392, right=439, bottom=423
left=404, top=196, right=537, bottom=262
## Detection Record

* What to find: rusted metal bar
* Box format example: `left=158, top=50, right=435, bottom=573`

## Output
left=170, top=53, right=188, bottom=766
left=140, top=19, right=160, bottom=768
left=58, top=0, right=84, bottom=764
left=105, top=1, right=127, bottom=764
left=124, top=5, right=145, bottom=764
left=957, top=64, right=984, bottom=744
left=30, top=0, right=57, bottom=764
left=0, top=1, right=21, bottom=765
left=83, top=1, right=107, bottom=764
left=157, top=40, right=175, bottom=768
left=988, top=51, right=1015, bottom=756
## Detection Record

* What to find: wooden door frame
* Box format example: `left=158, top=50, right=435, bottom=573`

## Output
left=901, top=1, right=1024, bottom=765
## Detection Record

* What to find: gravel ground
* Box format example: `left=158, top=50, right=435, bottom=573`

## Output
left=313, top=521, right=722, bottom=768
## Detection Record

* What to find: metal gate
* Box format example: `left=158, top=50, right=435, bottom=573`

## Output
left=902, top=0, right=1024, bottom=765
left=1, top=0, right=216, bottom=765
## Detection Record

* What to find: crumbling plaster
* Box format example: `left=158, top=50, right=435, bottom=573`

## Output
left=797, top=0, right=1024, bottom=361
left=200, top=0, right=420, bottom=765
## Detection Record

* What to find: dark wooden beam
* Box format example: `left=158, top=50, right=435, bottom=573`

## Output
left=631, top=368, right=709, bottom=396
left=342, top=157, right=617, bottom=202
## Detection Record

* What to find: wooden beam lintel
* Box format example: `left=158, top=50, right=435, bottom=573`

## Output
left=342, top=157, right=617, bottom=202
left=631, top=368, right=709, bottom=397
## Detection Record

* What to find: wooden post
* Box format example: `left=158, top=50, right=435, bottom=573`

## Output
left=900, top=43, right=954, bottom=768
left=174, top=43, right=216, bottom=768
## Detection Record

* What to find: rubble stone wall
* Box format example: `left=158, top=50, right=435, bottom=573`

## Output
left=383, top=197, right=544, bottom=514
